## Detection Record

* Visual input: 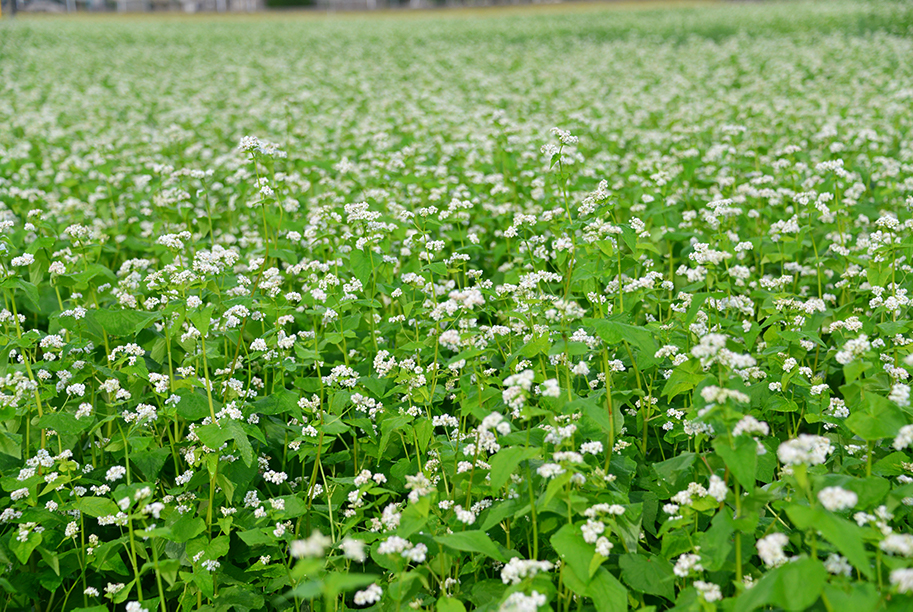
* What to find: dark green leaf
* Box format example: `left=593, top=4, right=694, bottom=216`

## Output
left=619, top=553, right=674, bottom=600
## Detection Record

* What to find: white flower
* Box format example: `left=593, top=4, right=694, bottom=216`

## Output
left=290, top=530, right=331, bottom=558
left=540, top=378, right=561, bottom=398
left=580, top=441, right=603, bottom=455
left=817, top=486, right=857, bottom=512
left=571, top=361, right=590, bottom=376
left=732, top=415, right=769, bottom=437
left=500, top=558, right=554, bottom=585
left=536, top=463, right=565, bottom=479
left=500, top=590, right=547, bottom=611
left=894, top=424, right=913, bottom=450
left=581, top=520, right=605, bottom=544
left=881, top=533, right=913, bottom=557
left=673, top=553, right=702, bottom=577
left=340, top=537, right=367, bottom=562
left=353, top=583, right=382, bottom=606
left=824, top=553, right=852, bottom=577
left=891, top=568, right=913, bottom=593
left=757, top=533, right=789, bottom=568
left=777, top=435, right=834, bottom=466
left=11, top=253, right=35, bottom=267
left=694, top=581, right=722, bottom=602
left=707, top=475, right=727, bottom=502
left=595, top=537, right=613, bottom=557
left=105, top=466, right=127, bottom=482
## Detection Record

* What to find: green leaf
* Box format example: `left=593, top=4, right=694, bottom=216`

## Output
left=170, top=515, right=205, bottom=543
left=216, top=473, right=236, bottom=504
left=845, top=477, right=890, bottom=508
left=187, top=305, right=216, bottom=337
left=63, top=263, right=116, bottom=289
left=714, top=436, right=757, bottom=489
left=188, top=535, right=230, bottom=561
left=36, top=412, right=92, bottom=436
left=38, top=546, right=60, bottom=576
left=767, top=395, right=800, bottom=413
left=619, top=553, right=674, bottom=600
left=436, top=598, right=466, bottom=612
left=132, top=447, right=170, bottom=481
left=349, top=249, right=376, bottom=288
left=576, top=395, right=623, bottom=442
left=398, top=496, right=430, bottom=538
left=252, top=389, right=298, bottom=416
left=414, top=417, right=433, bottom=453
left=323, top=572, right=380, bottom=600
left=735, top=557, right=826, bottom=611
left=78, top=497, right=119, bottom=518
left=821, top=583, right=881, bottom=612
left=846, top=394, right=908, bottom=441
left=587, top=567, right=628, bottom=612
left=214, top=586, right=265, bottom=612
left=551, top=523, right=594, bottom=582
left=516, top=334, right=550, bottom=359
left=225, top=420, right=254, bottom=466
left=88, top=308, right=161, bottom=336
left=16, top=279, right=40, bottom=308
left=480, top=499, right=521, bottom=532
left=195, top=423, right=233, bottom=450
left=0, top=429, right=21, bottom=458
left=489, top=446, right=538, bottom=490
left=434, top=531, right=505, bottom=562
left=10, top=530, right=41, bottom=564
left=662, top=360, right=705, bottom=399
left=786, top=505, right=872, bottom=578
left=652, top=452, right=696, bottom=485
left=175, top=391, right=217, bottom=421
left=699, top=507, right=735, bottom=571
left=588, top=317, right=657, bottom=369
left=379, top=415, right=409, bottom=459
left=238, top=529, right=273, bottom=547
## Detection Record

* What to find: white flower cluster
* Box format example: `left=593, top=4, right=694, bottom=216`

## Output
left=500, top=558, right=555, bottom=585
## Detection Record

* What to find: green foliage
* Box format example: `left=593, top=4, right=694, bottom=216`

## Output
left=1, top=1, right=913, bottom=611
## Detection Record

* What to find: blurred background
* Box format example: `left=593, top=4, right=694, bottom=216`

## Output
left=0, top=0, right=728, bottom=17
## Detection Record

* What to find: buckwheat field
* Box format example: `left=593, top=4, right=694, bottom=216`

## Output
left=2, top=1, right=913, bottom=610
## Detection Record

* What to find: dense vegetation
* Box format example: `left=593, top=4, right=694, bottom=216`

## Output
left=2, top=1, right=913, bottom=610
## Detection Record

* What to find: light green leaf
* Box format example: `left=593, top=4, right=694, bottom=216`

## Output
left=36, top=412, right=92, bottom=436
left=846, top=394, right=908, bottom=441
left=661, top=360, right=705, bottom=399
left=170, top=515, right=205, bottom=543
left=587, top=567, right=628, bottom=612
left=88, top=308, right=161, bottom=337
left=434, top=530, right=505, bottom=562
left=550, top=523, right=593, bottom=581
left=786, top=505, right=872, bottom=578
left=437, top=597, right=466, bottom=612
left=489, top=446, right=538, bottom=490
left=78, top=497, right=119, bottom=518
left=714, top=436, right=757, bottom=490
left=735, top=557, right=826, bottom=611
